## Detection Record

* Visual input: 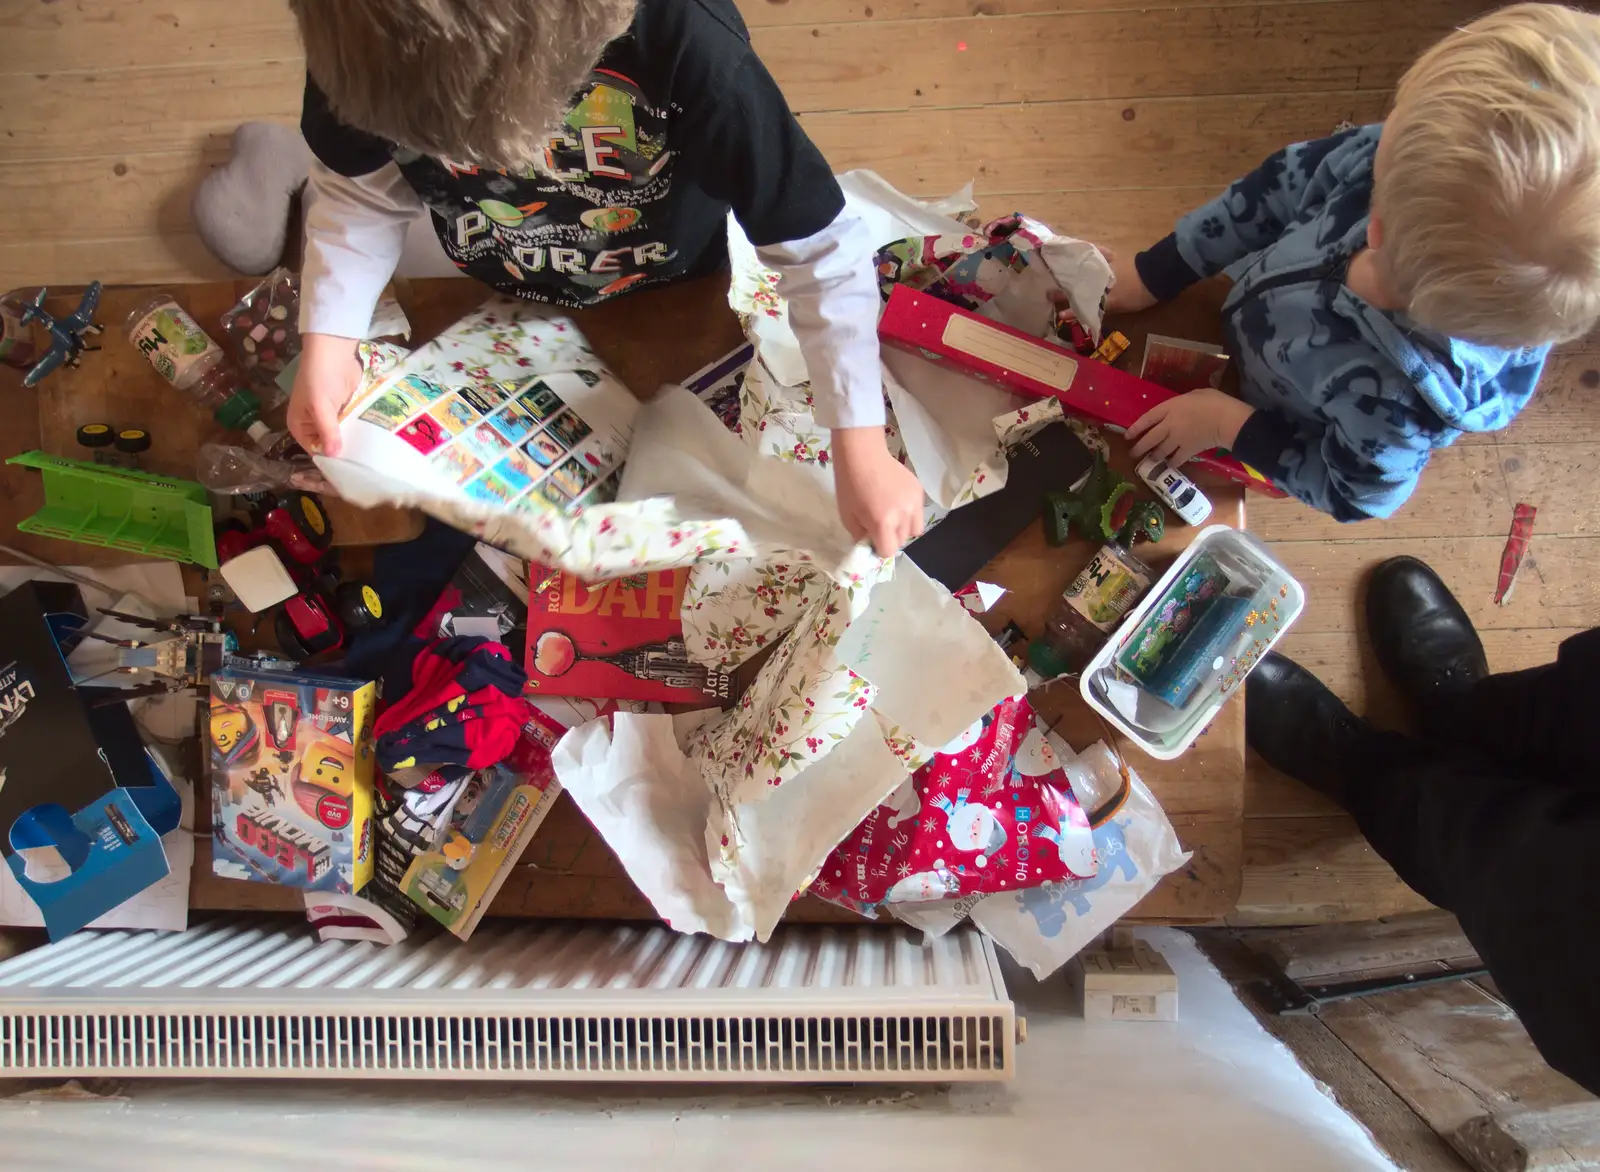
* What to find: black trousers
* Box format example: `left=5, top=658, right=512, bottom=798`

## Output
left=1337, top=628, right=1600, bottom=1095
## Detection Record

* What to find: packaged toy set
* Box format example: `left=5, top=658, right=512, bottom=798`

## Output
left=208, top=667, right=377, bottom=892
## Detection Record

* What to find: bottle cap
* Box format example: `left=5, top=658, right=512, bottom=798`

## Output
left=1027, top=638, right=1073, bottom=680
left=213, top=387, right=262, bottom=431
left=246, top=420, right=272, bottom=445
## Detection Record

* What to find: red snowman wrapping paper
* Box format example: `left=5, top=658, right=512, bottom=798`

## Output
left=810, top=696, right=1098, bottom=913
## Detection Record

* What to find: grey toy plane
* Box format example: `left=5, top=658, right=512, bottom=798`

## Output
left=19, top=282, right=103, bottom=387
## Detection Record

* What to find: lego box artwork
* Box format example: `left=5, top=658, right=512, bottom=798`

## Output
left=209, top=669, right=377, bottom=892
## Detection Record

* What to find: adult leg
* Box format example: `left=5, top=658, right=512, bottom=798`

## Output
left=1249, top=654, right=1600, bottom=1094
left=1366, top=556, right=1600, bottom=776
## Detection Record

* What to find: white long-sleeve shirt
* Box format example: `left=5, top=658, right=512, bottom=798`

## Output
left=297, top=0, right=885, bottom=429
left=299, top=161, right=887, bottom=429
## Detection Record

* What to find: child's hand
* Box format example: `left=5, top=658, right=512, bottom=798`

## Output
left=1128, top=388, right=1255, bottom=467
left=287, top=333, right=363, bottom=457
left=831, top=427, right=927, bottom=557
left=1104, top=246, right=1158, bottom=315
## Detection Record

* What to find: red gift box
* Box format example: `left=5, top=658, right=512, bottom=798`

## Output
left=878, top=285, right=1286, bottom=497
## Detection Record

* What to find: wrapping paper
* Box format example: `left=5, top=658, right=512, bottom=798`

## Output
left=729, top=172, right=1114, bottom=513
left=891, top=740, right=1189, bottom=979
left=554, top=558, right=1025, bottom=942
left=809, top=696, right=1098, bottom=915
left=319, top=302, right=754, bottom=583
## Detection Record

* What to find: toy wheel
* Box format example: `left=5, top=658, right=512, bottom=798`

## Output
left=283, top=491, right=334, bottom=552
left=336, top=582, right=384, bottom=631
left=273, top=608, right=313, bottom=661
left=114, top=427, right=152, bottom=454
left=77, top=422, right=114, bottom=449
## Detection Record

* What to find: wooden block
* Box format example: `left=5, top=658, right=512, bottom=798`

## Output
left=1452, top=1104, right=1600, bottom=1172
left=1068, top=938, right=1180, bottom=1021
left=1243, top=910, right=1480, bottom=983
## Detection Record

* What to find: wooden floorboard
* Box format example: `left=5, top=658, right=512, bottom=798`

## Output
left=5, top=0, right=1596, bottom=927
left=753, top=2, right=1474, bottom=113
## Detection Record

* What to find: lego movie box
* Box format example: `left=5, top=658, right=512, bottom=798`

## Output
left=209, top=667, right=376, bottom=892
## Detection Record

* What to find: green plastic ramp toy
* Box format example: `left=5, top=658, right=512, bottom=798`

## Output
left=7, top=451, right=218, bottom=568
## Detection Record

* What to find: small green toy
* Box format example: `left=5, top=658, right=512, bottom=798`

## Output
left=7, top=450, right=218, bottom=567
left=1044, top=454, right=1132, bottom=544
left=1044, top=455, right=1167, bottom=547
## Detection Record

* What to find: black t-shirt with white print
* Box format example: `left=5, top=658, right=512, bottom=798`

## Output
left=301, top=0, right=844, bottom=308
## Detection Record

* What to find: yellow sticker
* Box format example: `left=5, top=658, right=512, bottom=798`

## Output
left=362, top=585, right=382, bottom=618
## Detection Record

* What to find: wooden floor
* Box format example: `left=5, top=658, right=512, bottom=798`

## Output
left=4, top=0, right=1597, bottom=925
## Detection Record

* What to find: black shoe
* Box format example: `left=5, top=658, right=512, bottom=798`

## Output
left=1246, top=652, right=1373, bottom=800
left=1365, top=556, right=1487, bottom=728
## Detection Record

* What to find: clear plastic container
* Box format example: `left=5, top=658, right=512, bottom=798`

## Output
left=125, top=293, right=261, bottom=430
left=1080, top=525, right=1305, bottom=759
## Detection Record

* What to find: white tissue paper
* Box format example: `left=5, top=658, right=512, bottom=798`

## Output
left=891, top=739, right=1190, bottom=978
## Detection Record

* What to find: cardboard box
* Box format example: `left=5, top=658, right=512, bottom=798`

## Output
left=877, top=285, right=1286, bottom=497
left=400, top=705, right=564, bottom=940
left=209, top=667, right=377, bottom=892
left=0, top=581, right=183, bottom=940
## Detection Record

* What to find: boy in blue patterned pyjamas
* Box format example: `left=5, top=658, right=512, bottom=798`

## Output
left=1110, top=4, right=1600, bottom=521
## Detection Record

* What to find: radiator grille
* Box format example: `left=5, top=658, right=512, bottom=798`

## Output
left=0, top=918, right=1014, bottom=1082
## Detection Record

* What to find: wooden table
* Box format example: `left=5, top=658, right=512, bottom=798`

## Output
left=186, top=273, right=1248, bottom=925
left=2, top=282, right=423, bottom=562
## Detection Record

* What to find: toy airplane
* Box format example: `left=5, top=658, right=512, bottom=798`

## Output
left=19, top=282, right=103, bottom=387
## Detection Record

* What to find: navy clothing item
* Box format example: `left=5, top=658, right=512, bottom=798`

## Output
left=1136, top=126, right=1550, bottom=522
left=1335, top=628, right=1600, bottom=1095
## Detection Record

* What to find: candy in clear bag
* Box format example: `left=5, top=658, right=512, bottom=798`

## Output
left=219, top=267, right=302, bottom=405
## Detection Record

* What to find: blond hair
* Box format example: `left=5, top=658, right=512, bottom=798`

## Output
left=290, top=0, right=637, bottom=171
left=1378, top=3, right=1600, bottom=347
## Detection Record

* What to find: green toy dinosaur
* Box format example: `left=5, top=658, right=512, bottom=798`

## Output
left=1044, top=454, right=1130, bottom=546
left=1115, top=498, right=1166, bottom=547
left=1044, top=455, right=1167, bottom=547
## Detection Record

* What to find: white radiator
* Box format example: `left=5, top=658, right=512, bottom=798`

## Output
left=0, top=917, right=1016, bottom=1083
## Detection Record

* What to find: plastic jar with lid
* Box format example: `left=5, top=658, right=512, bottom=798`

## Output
left=125, top=293, right=260, bottom=430
left=1028, top=541, right=1155, bottom=678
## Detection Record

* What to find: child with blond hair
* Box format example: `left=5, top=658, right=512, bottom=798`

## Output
left=1116, top=3, right=1600, bottom=520
left=284, top=0, right=925, bottom=555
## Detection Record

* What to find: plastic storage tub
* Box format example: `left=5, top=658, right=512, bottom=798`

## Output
left=1079, top=524, right=1304, bottom=760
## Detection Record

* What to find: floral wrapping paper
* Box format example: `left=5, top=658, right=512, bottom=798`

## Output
left=325, top=298, right=752, bottom=583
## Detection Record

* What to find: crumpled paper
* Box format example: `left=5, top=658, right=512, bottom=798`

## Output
left=891, top=739, right=1190, bottom=979
left=318, top=301, right=836, bottom=583
left=729, top=171, right=1114, bottom=513
left=555, top=557, right=1025, bottom=942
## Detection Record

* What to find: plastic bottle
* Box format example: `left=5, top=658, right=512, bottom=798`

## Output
left=244, top=420, right=306, bottom=462
left=1028, top=542, right=1155, bottom=678
left=125, top=293, right=261, bottom=430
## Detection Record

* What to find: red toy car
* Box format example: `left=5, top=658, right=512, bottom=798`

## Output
left=215, top=492, right=384, bottom=660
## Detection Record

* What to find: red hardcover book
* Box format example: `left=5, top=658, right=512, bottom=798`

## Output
left=877, top=284, right=1286, bottom=497
left=524, top=568, right=732, bottom=704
